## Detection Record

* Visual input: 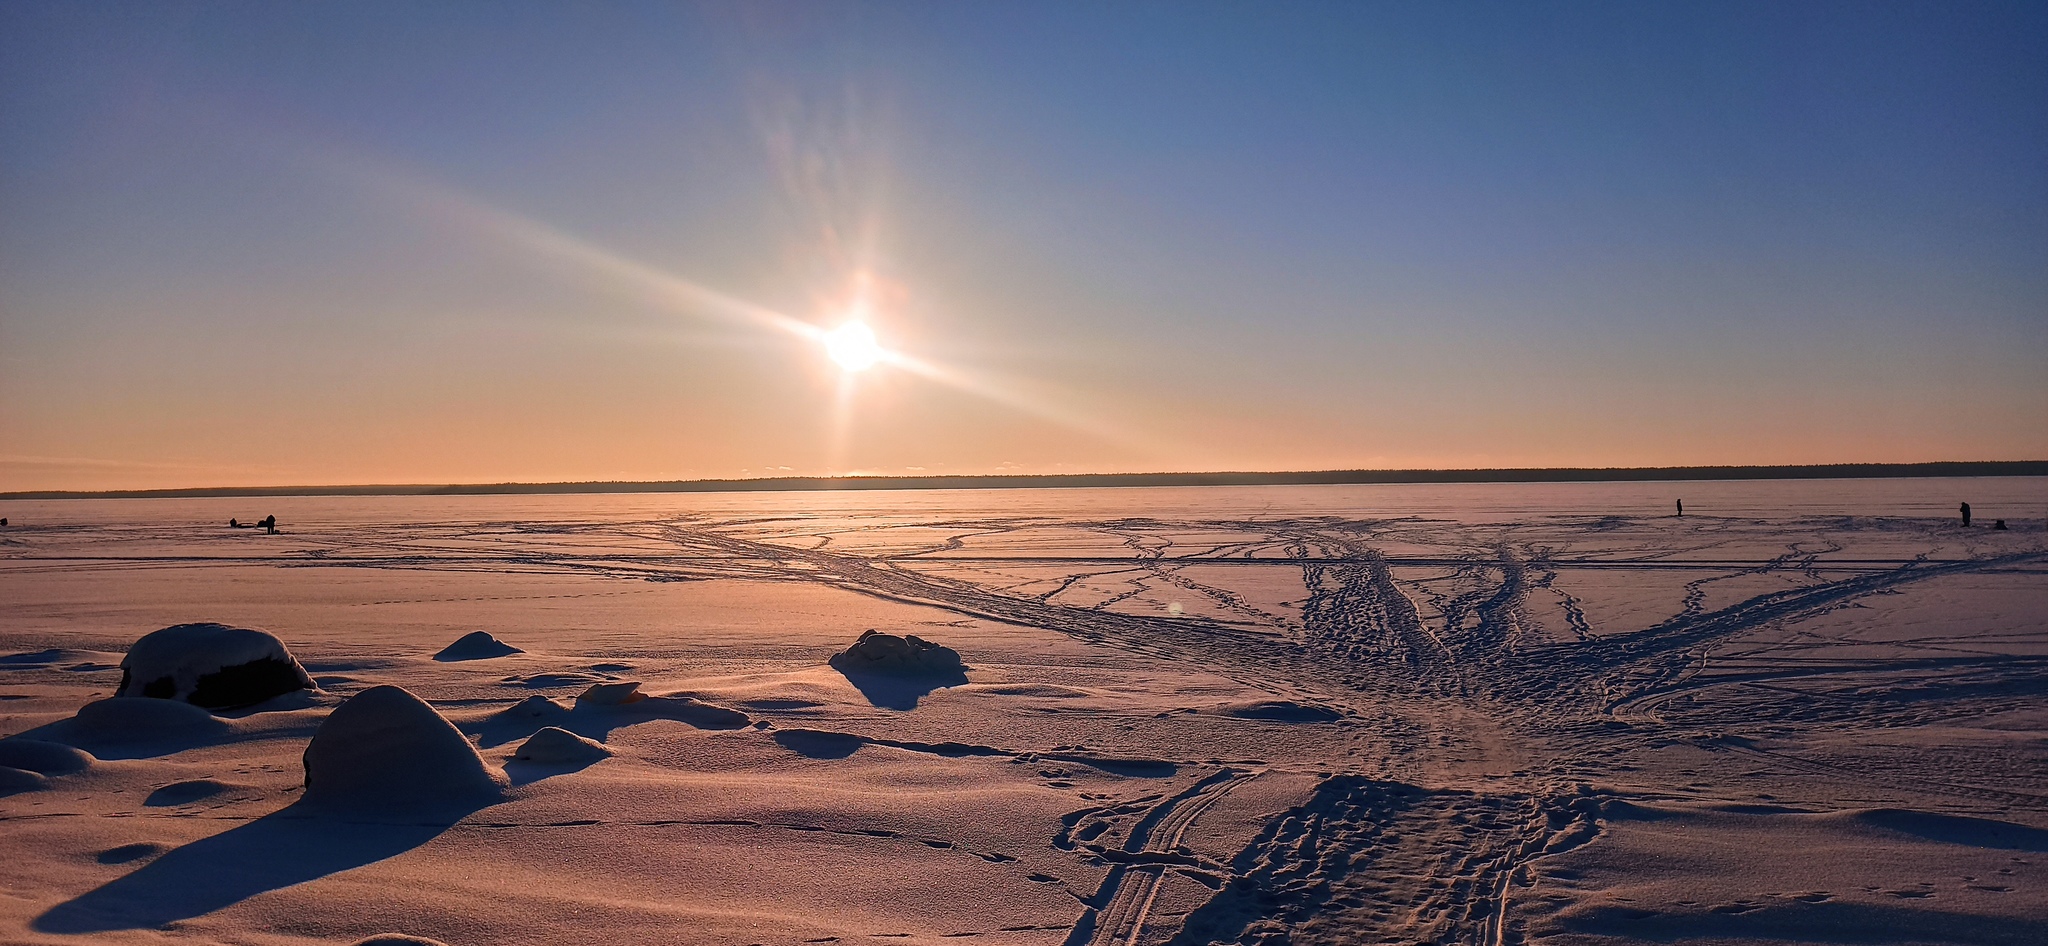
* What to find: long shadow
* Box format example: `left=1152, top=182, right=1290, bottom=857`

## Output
left=1854, top=809, right=2048, bottom=852
left=835, top=668, right=967, bottom=711
left=1557, top=900, right=2048, bottom=946
left=774, top=728, right=866, bottom=759
left=34, top=801, right=476, bottom=933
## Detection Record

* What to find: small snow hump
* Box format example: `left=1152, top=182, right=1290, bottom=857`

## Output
left=351, top=937, right=450, bottom=946
left=116, top=622, right=313, bottom=710
left=513, top=727, right=612, bottom=765
left=575, top=681, right=645, bottom=706
left=829, top=630, right=967, bottom=677
left=302, top=685, right=501, bottom=812
left=433, top=630, right=524, bottom=662
left=1217, top=699, right=1342, bottom=723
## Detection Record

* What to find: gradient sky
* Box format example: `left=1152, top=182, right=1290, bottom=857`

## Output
left=3, top=1, right=2044, bottom=490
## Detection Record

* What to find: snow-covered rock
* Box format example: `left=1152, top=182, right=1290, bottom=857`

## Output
left=829, top=630, right=966, bottom=677
left=116, top=623, right=313, bottom=710
left=433, top=630, right=524, bottom=662
left=512, top=726, right=611, bottom=765
left=302, top=685, right=501, bottom=811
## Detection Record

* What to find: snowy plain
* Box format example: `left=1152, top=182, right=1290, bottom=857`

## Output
left=0, top=478, right=2043, bottom=945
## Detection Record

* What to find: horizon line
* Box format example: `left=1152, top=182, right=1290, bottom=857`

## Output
left=3, top=460, right=2044, bottom=501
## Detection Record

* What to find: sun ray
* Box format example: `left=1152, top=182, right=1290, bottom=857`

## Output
left=324, top=157, right=1174, bottom=461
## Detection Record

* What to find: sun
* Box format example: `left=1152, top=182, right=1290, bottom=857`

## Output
left=823, top=321, right=884, bottom=372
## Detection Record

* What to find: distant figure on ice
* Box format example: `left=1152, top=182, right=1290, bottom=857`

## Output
left=259, top=515, right=277, bottom=534
left=229, top=518, right=243, bottom=529
left=1993, top=519, right=2008, bottom=531
left=1675, top=499, right=1683, bottom=517
left=0, top=517, right=8, bottom=527
left=1961, top=502, right=1972, bottom=527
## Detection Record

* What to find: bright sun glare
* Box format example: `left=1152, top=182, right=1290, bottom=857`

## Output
left=823, top=321, right=884, bottom=372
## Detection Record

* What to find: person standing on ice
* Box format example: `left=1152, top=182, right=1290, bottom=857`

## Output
left=1676, top=499, right=1683, bottom=517
left=1961, top=502, right=1972, bottom=527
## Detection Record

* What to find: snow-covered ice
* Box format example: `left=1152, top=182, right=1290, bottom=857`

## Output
left=0, top=479, right=2042, bottom=944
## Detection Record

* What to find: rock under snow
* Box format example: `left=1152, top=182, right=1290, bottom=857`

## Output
left=116, top=622, right=313, bottom=710
left=302, top=685, right=501, bottom=811
left=829, top=630, right=967, bottom=677
left=433, top=630, right=524, bottom=662
left=512, top=727, right=612, bottom=765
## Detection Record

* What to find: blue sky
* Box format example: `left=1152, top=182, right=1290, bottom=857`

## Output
left=2, top=1, right=2043, bottom=488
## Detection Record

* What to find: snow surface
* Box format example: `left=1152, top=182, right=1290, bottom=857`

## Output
left=0, top=480, right=2043, bottom=945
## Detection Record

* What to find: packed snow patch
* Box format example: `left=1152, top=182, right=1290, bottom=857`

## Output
left=829, top=630, right=967, bottom=676
left=434, top=630, right=523, bottom=662
left=302, top=685, right=502, bottom=811
left=513, top=727, right=612, bottom=765
left=116, top=622, right=313, bottom=709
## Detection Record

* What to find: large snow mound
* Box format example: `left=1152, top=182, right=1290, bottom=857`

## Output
left=117, top=623, right=313, bottom=710
left=828, top=630, right=967, bottom=677
left=513, top=727, right=612, bottom=765
left=433, top=630, right=524, bottom=662
left=302, top=685, right=501, bottom=811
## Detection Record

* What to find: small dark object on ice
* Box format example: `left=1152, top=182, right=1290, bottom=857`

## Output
left=1961, top=502, right=1972, bottom=527
left=1993, top=519, right=2007, bottom=530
